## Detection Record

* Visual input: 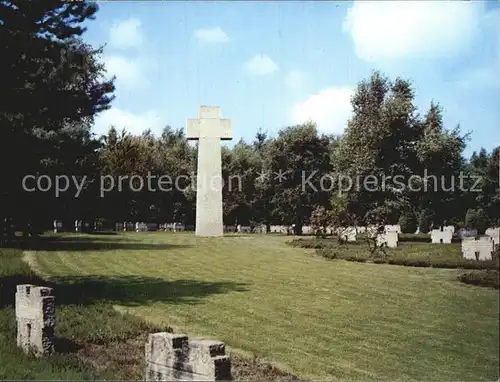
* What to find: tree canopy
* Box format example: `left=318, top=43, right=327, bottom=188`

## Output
left=0, top=1, right=498, bottom=240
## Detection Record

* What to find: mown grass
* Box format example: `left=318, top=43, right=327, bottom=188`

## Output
left=25, top=232, right=500, bottom=380
left=0, top=242, right=300, bottom=381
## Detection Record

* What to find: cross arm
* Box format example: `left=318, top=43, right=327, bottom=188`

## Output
left=186, top=118, right=200, bottom=140
left=219, top=119, right=232, bottom=140
left=186, top=118, right=232, bottom=140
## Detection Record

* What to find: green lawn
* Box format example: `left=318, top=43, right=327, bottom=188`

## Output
left=27, top=233, right=500, bottom=380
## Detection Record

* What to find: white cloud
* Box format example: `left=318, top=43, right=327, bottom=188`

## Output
left=343, top=1, right=484, bottom=62
left=193, top=27, right=230, bottom=43
left=93, top=107, right=164, bottom=137
left=109, top=18, right=144, bottom=50
left=104, top=55, right=152, bottom=90
left=291, top=87, right=354, bottom=135
left=244, top=54, right=279, bottom=76
left=285, top=69, right=306, bottom=91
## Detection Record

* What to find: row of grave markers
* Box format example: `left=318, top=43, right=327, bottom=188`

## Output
left=53, top=221, right=278, bottom=234
left=51, top=220, right=499, bottom=261
left=52, top=220, right=499, bottom=242
left=335, top=225, right=499, bottom=261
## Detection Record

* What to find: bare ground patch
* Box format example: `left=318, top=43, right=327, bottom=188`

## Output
left=75, top=332, right=304, bottom=381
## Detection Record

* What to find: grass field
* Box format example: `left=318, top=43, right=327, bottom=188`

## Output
left=0, top=246, right=293, bottom=380
left=22, top=232, right=500, bottom=380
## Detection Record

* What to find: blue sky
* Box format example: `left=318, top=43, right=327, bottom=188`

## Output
left=85, top=1, right=500, bottom=156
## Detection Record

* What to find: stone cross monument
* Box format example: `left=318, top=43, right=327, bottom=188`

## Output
left=187, top=106, right=232, bottom=237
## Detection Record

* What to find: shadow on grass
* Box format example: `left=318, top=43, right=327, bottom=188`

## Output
left=0, top=248, right=250, bottom=370
left=53, top=336, right=84, bottom=354
left=2, top=235, right=192, bottom=252
left=87, top=231, right=118, bottom=236
left=219, top=234, right=253, bottom=238
left=1, top=274, right=250, bottom=308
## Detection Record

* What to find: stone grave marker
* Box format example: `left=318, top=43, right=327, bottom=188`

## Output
left=223, top=225, right=236, bottom=233
left=302, top=225, right=314, bottom=235
left=237, top=225, right=251, bottom=233
left=431, top=227, right=453, bottom=244
left=145, top=332, right=232, bottom=381
left=135, top=222, right=148, bottom=232
left=458, top=228, right=478, bottom=239
left=462, top=236, right=495, bottom=261
left=384, top=225, right=401, bottom=234
left=269, top=225, right=288, bottom=233
left=173, top=222, right=185, bottom=232
left=256, top=224, right=267, bottom=233
left=443, top=225, right=455, bottom=233
left=485, top=227, right=500, bottom=245
left=15, top=285, right=55, bottom=356
left=339, top=226, right=357, bottom=242
left=376, top=231, right=398, bottom=248
left=356, top=226, right=367, bottom=234
left=53, top=220, right=64, bottom=233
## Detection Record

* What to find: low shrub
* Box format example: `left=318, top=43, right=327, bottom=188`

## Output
left=399, top=213, right=418, bottom=234
left=345, top=256, right=367, bottom=263
left=316, top=249, right=338, bottom=259
left=388, top=258, right=431, bottom=267
left=429, top=261, right=458, bottom=269
left=398, top=234, right=431, bottom=243
left=457, top=271, right=499, bottom=289
left=461, top=259, right=499, bottom=270
left=288, top=238, right=339, bottom=249
left=314, top=247, right=499, bottom=270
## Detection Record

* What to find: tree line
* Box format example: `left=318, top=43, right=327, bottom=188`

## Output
left=0, top=1, right=498, bottom=240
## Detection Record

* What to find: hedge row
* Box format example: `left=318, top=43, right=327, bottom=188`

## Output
left=457, top=271, right=499, bottom=289
left=315, top=248, right=499, bottom=270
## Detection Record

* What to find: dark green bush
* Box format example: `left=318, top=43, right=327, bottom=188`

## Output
left=399, top=213, right=418, bottom=234
left=345, top=256, right=367, bottom=263
left=387, top=258, right=431, bottom=267
left=398, top=234, right=431, bottom=243
left=429, top=261, right=458, bottom=269
left=461, top=260, right=499, bottom=270
left=316, top=249, right=338, bottom=259
left=465, top=208, right=489, bottom=234
left=290, top=237, right=500, bottom=271
left=458, top=271, right=499, bottom=289
left=288, top=238, right=337, bottom=249
left=418, top=211, right=432, bottom=234
left=314, top=247, right=499, bottom=270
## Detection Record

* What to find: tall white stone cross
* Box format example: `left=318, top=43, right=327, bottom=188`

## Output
left=187, top=106, right=232, bottom=237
